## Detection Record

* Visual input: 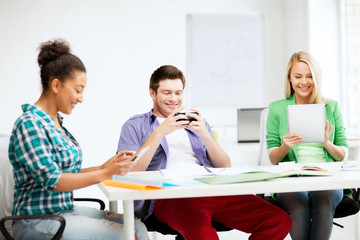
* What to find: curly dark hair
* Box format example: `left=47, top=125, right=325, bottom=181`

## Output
left=37, top=39, right=86, bottom=91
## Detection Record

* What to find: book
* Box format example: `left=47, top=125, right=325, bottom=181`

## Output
left=194, top=171, right=283, bottom=185
left=194, top=166, right=332, bottom=185
left=279, top=165, right=332, bottom=177
left=103, top=175, right=179, bottom=190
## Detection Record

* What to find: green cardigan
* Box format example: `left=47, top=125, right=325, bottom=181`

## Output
left=266, top=94, right=348, bottom=163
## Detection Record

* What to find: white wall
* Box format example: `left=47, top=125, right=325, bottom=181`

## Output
left=0, top=0, right=342, bottom=168
left=308, top=0, right=342, bottom=101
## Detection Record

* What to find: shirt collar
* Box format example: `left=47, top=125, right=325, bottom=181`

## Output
left=288, top=94, right=296, bottom=104
left=22, top=104, right=64, bottom=126
left=148, top=109, right=158, bottom=123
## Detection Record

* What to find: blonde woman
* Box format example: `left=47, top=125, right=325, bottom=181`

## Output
left=266, top=51, right=348, bottom=240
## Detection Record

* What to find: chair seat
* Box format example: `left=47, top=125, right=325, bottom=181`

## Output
left=334, top=196, right=360, bottom=218
left=144, top=214, right=180, bottom=236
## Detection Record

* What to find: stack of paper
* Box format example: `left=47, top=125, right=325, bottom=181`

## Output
left=104, top=175, right=179, bottom=190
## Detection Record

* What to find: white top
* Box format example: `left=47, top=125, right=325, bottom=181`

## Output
left=297, top=143, right=326, bottom=163
left=157, top=118, right=201, bottom=170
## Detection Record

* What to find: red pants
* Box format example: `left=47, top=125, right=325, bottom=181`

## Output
left=154, top=195, right=291, bottom=240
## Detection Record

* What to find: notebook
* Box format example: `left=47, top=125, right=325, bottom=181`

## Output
left=103, top=175, right=179, bottom=190
left=194, top=171, right=283, bottom=185
left=287, top=104, right=325, bottom=143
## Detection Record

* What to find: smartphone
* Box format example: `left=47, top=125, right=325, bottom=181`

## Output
left=175, top=112, right=198, bottom=122
left=132, top=146, right=150, bottom=163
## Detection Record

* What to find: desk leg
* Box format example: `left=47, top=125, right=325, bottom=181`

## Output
left=109, top=200, right=118, bottom=212
left=123, top=200, right=135, bottom=240
left=355, top=213, right=360, bottom=240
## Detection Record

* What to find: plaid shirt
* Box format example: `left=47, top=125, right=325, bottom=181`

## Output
left=9, top=104, right=82, bottom=216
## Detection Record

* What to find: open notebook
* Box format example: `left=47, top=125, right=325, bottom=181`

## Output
left=195, top=165, right=332, bottom=185
left=195, top=171, right=282, bottom=185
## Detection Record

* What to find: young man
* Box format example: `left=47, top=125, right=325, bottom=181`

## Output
left=117, top=65, right=291, bottom=240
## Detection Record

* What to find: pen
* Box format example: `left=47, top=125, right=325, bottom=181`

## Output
left=203, top=165, right=213, bottom=173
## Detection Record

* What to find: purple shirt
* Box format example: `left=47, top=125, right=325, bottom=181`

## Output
left=117, top=110, right=215, bottom=218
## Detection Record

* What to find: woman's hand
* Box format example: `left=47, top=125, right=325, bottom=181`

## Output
left=102, top=150, right=134, bottom=179
left=321, top=120, right=345, bottom=161
left=54, top=150, right=135, bottom=192
left=282, top=133, right=303, bottom=151
left=269, top=133, right=302, bottom=165
left=322, top=120, right=333, bottom=147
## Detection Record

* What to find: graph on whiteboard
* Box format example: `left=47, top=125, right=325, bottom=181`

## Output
left=187, top=14, right=264, bottom=108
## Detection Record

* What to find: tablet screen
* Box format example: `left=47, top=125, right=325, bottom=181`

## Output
left=287, top=104, right=325, bottom=143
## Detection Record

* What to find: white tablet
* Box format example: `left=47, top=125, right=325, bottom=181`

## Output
left=287, top=104, right=325, bottom=143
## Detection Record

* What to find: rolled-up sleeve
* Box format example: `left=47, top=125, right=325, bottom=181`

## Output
left=117, top=120, right=143, bottom=153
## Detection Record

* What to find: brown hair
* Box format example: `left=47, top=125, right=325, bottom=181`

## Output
left=149, top=65, right=186, bottom=93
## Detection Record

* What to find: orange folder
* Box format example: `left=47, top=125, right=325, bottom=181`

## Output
left=103, top=179, right=163, bottom=190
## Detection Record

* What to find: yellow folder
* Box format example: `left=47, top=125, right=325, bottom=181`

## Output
left=103, top=179, right=163, bottom=190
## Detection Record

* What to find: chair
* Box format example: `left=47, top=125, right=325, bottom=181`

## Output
left=257, top=108, right=360, bottom=228
left=258, top=108, right=271, bottom=166
left=0, top=134, right=105, bottom=240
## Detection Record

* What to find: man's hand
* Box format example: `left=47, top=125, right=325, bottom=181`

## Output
left=186, top=108, right=210, bottom=138
left=157, top=107, right=188, bottom=136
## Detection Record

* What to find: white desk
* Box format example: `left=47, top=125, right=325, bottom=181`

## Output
left=98, top=164, right=360, bottom=240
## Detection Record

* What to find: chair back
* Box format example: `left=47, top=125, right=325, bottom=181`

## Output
left=257, top=108, right=271, bottom=166
left=0, top=134, right=13, bottom=240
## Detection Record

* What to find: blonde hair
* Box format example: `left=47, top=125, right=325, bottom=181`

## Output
left=284, top=51, right=327, bottom=104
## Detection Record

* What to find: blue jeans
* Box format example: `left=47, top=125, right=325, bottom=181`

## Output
left=12, top=206, right=149, bottom=240
left=275, top=190, right=343, bottom=240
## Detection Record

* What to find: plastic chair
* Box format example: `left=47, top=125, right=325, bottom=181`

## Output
left=257, top=108, right=271, bottom=166
left=257, top=108, right=360, bottom=228
left=0, top=134, right=105, bottom=240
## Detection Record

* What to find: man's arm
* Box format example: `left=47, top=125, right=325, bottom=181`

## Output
left=118, top=111, right=189, bottom=171
left=197, top=129, right=231, bottom=168
left=129, top=126, right=166, bottom=171
left=186, top=109, right=231, bottom=168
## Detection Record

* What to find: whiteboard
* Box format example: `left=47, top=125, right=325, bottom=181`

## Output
left=187, top=14, right=264, bottom=108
